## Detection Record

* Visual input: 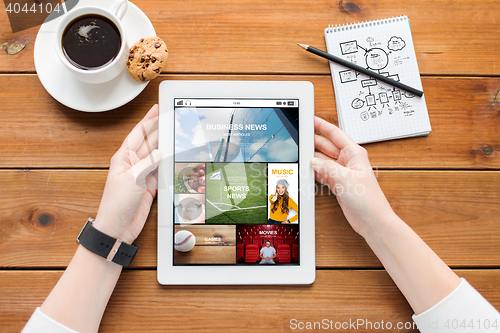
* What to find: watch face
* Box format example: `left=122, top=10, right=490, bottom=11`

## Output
left=76, top=219, right=93, bottom=243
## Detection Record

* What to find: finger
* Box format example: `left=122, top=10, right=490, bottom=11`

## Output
left=145, top=172, right=158, bottom=198
left=131, top=149, right=162, bottom=187
left=310, top=155, right=344, bottom=182
left=315, top=134, right=341, bottom=160
left=151, top=168, right=159, bottom=182
left=122, top=104, right=159, bottom=152
left=146, top=165, right=159, bottom=192
left=136, top=128, right=159, bottom=160
left=313, top=170, right=329, bottom=186
left=314, top=116, right=356, bottom=150
left=314, top=151, right=337, bottom=163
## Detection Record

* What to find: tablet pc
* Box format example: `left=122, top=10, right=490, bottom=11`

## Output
left=157, top=80, right=315, bottom=285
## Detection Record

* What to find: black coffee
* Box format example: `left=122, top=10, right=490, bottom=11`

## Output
left=62, top=14, right=121, bottom=70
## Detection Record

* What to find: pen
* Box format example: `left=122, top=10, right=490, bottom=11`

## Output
left=297, top=43, right=423, bottom=97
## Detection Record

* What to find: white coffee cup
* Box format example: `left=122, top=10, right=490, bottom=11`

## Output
left=54, top=0, right=128, bottom=84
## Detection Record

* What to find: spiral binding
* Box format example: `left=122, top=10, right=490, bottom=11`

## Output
left=324, top=15, right=407, bottom=33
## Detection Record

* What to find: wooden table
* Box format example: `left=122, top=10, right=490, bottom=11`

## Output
left=1, top=0, right=500, bottom=332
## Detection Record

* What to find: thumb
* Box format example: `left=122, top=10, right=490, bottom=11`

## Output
left=310, top=157, right=345, bottom=183
left=132, top=149, right=162, bottom=187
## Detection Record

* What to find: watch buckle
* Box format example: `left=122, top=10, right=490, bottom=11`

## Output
left=107, top=239, right=123, bottom=262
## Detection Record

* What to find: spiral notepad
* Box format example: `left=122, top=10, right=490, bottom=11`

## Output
left=324, top=16, right=431, bottom=144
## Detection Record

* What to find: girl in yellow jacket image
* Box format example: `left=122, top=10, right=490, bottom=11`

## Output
left=268, top=179, right=298, bottom=224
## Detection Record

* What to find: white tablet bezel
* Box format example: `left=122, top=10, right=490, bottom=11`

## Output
left=158, top=80, right=315, bottom=285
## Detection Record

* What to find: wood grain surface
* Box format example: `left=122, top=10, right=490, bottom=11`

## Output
left=0, top=75, right=498, bottom=169
left=1, top=269, right=499, bottom=333
left=174, top=245, right=236, bottom=264
left=174, top=225, right=237, bottom=245
left=1, top=169, right=498, bottom=269
left=0, top=0, right=500, bottom=75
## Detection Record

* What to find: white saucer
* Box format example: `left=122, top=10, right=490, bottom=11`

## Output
left=34, top=0, right=156, bottom=112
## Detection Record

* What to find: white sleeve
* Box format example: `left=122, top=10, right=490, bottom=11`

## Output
left=22, top=307, right=79, bottom=333
left=413, top=278, right=500, bottom=332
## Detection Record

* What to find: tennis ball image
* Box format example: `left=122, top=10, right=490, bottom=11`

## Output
left=174, top=230, right=196, bottom=252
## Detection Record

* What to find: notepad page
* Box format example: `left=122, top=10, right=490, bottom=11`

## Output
left=324, top=16, right=431, bottom=144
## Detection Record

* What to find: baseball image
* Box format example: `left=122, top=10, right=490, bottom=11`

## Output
left=174, top=230, right=196, bottom=252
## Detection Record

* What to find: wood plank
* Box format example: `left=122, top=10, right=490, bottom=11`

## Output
left=0, top=74, right=498, bottom=169
left=174, top=225, right=237, bottom=246
left=317, top=170, right=500, bottom=268
left=0, top=169, right=498, bottom=269
left=174, top=245, right=236, bottom=264
left=1, top=269, right=499, bottom=332
left=1, top=0, right=500, bottom=75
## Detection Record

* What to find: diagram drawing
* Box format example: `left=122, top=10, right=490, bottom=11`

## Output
left=338, top=36, right=417, bottom=121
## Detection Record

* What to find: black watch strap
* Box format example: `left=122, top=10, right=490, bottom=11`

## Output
left=77, top=218, right=139, bottom=267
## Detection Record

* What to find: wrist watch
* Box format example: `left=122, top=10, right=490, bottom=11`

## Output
left=76, top=217, right=139, bottom=267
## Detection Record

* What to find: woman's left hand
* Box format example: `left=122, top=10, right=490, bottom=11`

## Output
left=93, top=104, right=162, bottom=244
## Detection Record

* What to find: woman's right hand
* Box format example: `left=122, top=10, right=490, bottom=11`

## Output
left=311, top=117, right=464, bottom=316
left=310, top=116, right=395, bottom=238
left=271, top=190, right=278, bottom=202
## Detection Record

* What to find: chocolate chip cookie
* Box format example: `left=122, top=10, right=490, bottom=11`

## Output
left=127, top=36, right=168, bottom=82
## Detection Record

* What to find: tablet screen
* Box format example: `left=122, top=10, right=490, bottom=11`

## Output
left=173, top=98, right=300, bottom=266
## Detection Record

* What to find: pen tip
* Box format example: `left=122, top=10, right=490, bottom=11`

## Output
left=297, top=43, right=308, bottom=50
